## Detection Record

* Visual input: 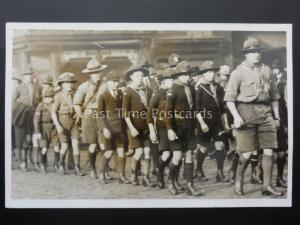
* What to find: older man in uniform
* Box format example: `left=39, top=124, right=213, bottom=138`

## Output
left=165, top=60, right=202, bottom=196
left=73, top=58, right=108, bottom=179
left=12, top=65, right=40, bottom=171
left=51, top=72, right=82, bottom=176
left=224, top=36, right=283, bottom=196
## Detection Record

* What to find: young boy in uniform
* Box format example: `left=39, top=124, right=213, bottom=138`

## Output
left=33, top=87, right=56, bottom=173
left=51, top=72, right=83, bottom=176
left=98, top=71, right=130, bottom=184
left=122, top=65, right=155, bottom=187
left=147, top=67, right=175, bottom=189
left=194, top=61, right=230, bottom=182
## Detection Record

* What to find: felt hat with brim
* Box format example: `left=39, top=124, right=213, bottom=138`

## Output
left=82, top=58, right=108, bottom=74
left=168, top=53, right=184, bottom=67
left=42, top=88, right=55, bottom=97
left=22, top=65, right=35, bottom=76
left=104, top=71, right=120, bottom=82
left=157, top=67, right=176, bottom=80
left=271, top=59, right=283, bottom=69
left=12, top=75, right=22, bottom=82
left=124, top=65, right=149, bottom=80
left=240, top=36, right=266, bottom=53
left=42, top=76, right=53, bottom=85
left=171, top=60, right=191, bottom=78
left=197, top=61, right=219, bottom=75
left=57, top=72, right=77, bottom=85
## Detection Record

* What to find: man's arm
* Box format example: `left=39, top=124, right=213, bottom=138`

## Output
left=226, top=101, right=244, bottom=128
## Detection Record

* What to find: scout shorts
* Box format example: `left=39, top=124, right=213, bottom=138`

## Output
left=127, top=127, right=150, bottom=149
left=169, top=127, right=195, bottom=152
left=157, top=127, right=171, bottom=152
left=236, top=103, right=278, bottom=153
left=198, top=118, right=225, bottom=147
left=81, top=110, right=102, bottom=144
left=57, top=114, right=80, bottom=143
left=101, top=132, right=126, bottom=150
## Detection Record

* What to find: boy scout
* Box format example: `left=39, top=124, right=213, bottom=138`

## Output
left=194, top=61, right=230, bottom=183
left=165, top=60, right=202, bottom=196
left=33, top=87, right=55, bottom=173
left=12, top=65, right=40, bottom=171
left=73, top=58, right=108, bottom=179
left=98, top=71, right=130, bottom=184
left=147, top=67, right=175, bottom=189
left=272, top=59, right=288, bottom=188
left=122, top=65, right=155, bottom=187
left=51, top=72, right=83, bottom=176
left=224, top=36, right=283, bottom=196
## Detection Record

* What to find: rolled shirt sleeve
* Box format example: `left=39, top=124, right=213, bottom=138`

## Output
left=73, top=85, right=85, bottom=106
left=224, top=70, right=241, bottom=102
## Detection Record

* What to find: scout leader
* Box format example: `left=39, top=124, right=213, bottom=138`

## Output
left=164, top=60, right=202, bottom=196
left=33, top=87, right=56, bottom=173
left=193, top=61, right=230, bottom=183
left=12, top=65, right=40, bottom=171
left=271, top=59, right=288, bottom=188
left=224, top=36, right=283, bottom=196
left=147, top=67, right=175, bottom=189
left=73, top=58, right=108, bottom=179
left=97, top=71, right=130, bottom=184
left=51, top=72, right=83, bottom=176
left=122, top=65, right=155, bottom=187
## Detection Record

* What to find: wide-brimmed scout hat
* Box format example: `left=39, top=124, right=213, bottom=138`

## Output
left=22, top=64, right=35, bottom=76
left=42, top=76, right=53, bottom=85
left=190, top=66, right=200, bottom=77
left=271, top=59, right=283, bottom=69
left=157, top=67, right=176, bottom=81
left=124, top=64, right=149, bottom=80
left=197, top=61, right=220, bottom=75
left=42, top=87, right=55, bottom=97
left=57, top=72, right=77, bottom=86
left=168, top=53, right=184, bottom=67
left=82, top=57, right=108, bottom=74
left=104, top=70, right=120, bottom=82
left=240, top=36, right=266, bottom=53
left=171, top=60, right=192, bottom=78
left=219, top=65, right=231, bottom=76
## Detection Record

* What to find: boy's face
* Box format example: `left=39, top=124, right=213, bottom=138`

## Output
left=90, top=72, right=102, bottom=82
left=203, top=70, right=215, bottom=82
left=245, top=51, right=261, bottom=64
left=107, top=80, right=119, bottom=90
left=62, top=82, right=74, bottom=91
left=177, top=74, right=190, bottom=84
left=130, top=71, right=144, bottom=86
left=43, top=96, right=53, bottom=104
left=272, top=68, right=281, bottom=75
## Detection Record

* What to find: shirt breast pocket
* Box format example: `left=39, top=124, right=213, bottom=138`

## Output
left=240, top=81, right=257, bottom=97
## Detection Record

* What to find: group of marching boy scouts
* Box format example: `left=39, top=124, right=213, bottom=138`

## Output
left=11, top=36, right=288, bottom=197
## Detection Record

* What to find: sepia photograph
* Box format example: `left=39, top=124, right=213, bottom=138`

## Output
left=5, top=23, right=293, bottom=208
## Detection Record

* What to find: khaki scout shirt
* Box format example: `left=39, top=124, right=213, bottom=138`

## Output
left=73, top=79, right=101, bottom=110
left=52, top=89, right=75, bottom=115
left=224, top=61, right=280, bottom=103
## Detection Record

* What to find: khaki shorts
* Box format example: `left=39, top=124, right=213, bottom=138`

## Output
left=236, top=103, right=278, bottom=153
left=82, top=111, right=102, bottom=144
left=58, top=114, right=80, bottom=143
left=127, top=127, right=150, bottom=149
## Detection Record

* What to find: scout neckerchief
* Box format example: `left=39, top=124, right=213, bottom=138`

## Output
left=174, top=80, right=193, bottom=109
left=128, top=83, right=148, bottom=108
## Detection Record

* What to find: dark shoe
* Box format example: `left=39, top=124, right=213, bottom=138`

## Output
left=142, top=176, right=156, bottom=187
left=250, top=169, right=263, bottom=184
left=105, top=170, right=113, bottom=180
left=118, top=174, right=130, bottom=184
left=168, top=184, right=178, bottom=195
left=195, top=168, right=208, bottom=181
left=58, top=165, right=65, bottom=175
left=262, top=186, right=284, bottom=196
left=131, top=174, right=139, bottom=186
left=276, top=177, right=287, bottom=188
left=75, top=166, right=84, bottom=176
left=99, top=173, right=108, bottom=184
left=234, top=181, right=244, bottom=195
left=90, top=169, right=98, bottom=179
left=216, top=170, right=229, bottom=182
left=40, top=164, right=47, bottom=174
left=34, top=163, right=40, bottom=172
left=185, top=183, right=203, bottom=196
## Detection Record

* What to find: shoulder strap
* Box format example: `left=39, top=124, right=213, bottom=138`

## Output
left=82, top=83, right=100, bottom=111
left=198, top=83, right=219, bottom=107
